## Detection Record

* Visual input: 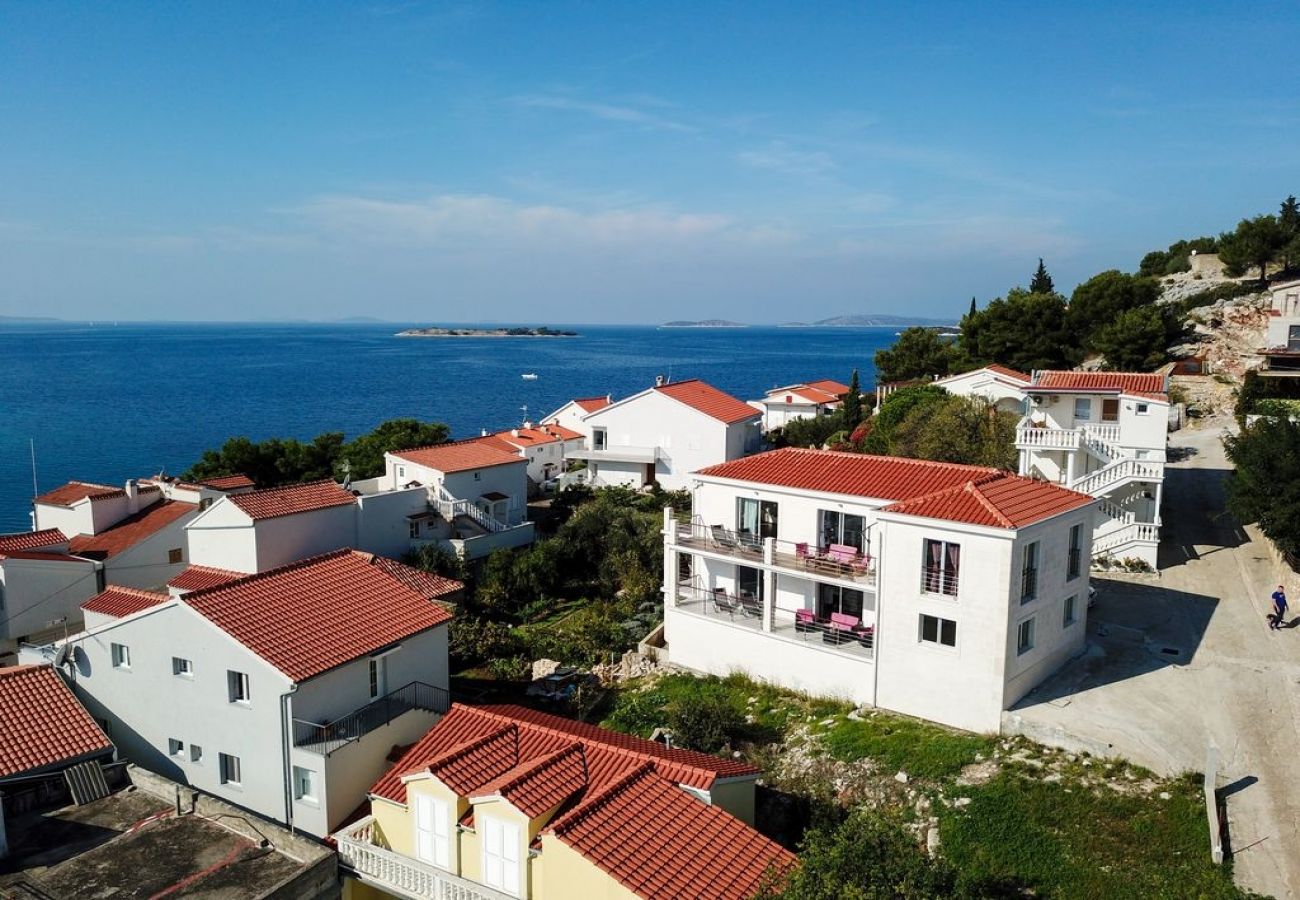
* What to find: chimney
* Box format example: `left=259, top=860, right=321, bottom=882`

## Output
left=125, top=479, right=140, bottom=514
left=655, top=374, right=666, bottom=387
left=481, top=427, right=488, bottom=437
left=511, top=429, right=520, bottom=438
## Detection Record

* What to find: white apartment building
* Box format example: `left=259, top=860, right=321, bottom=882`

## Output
left=939, top=367, right=1169, bottom=567
left=21, top=549, right=462, bottom=838
left=662, top=448, right=1095, bottom=733
left=0, top=530, right=97, bottom=659
left=1258, top=278, right=1300, bottom=376
left=475, top=423, right=586, bottom=486
left=572, top=378, right=762, bottom=490
left=539, top=394, right=611, bottom=443
left=750, top=379, right=850, bottom=431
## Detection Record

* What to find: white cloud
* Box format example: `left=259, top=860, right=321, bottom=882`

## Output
left=511, top=94, right=695, bottom=133
left=737, top=141, right=836, bottom=177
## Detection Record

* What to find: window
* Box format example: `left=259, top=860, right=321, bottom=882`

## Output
left=1073, top=397, right=1092, bottom=421
left=409, top=521, right=420, bottom=539
left=415, top=794, right=451, bottom=869
left=111, top=643, right=131, bottom=669
left=820, top=510, right=866, bottom=552
left=190, top=744, right=202, bottom=763
left=736, top=566, right=763, bottom=602
left=397, top=465, right=406, bottom=479
left=293, top=766, right=317, bottom=803
left=919, top=614, right=957, bottom=647
left=168, top=548, right=184, bottom=564
left=1067, top=524, right=1082, bottom=580
left=817, top=583, right=865, bottom=621
left=227, top=670, right=250, bottom=704
left=218, top=753, right=241, bottom=786
left=168, top=738, right=184, bottom=758
left=473, top=471, right=481, bottom=481
left=173, top=656, right=194, bottom=678
left=482, top=816, right=521, bottom=894
left=921, top=539, right=960, bottom=596
left=1136, top=402, right=1149, bottom=415
left=1101, top=398, right=1119, bottom=422
left=736, top=497, right=778, bottom=544
left=593, top=428, right=607, bottom=451
left=1020, top=541, right=1039, bottom=603
left=1017, top=617, right=1036, bottom=655
left=368, top=656, right=388, bottom=699
left=1064, top=594, right=1078, bottom=627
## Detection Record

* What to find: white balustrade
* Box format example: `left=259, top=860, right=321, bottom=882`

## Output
left=1015, top=426, right=1081, bottom=450
left=336, top=816, right=512, bottom=900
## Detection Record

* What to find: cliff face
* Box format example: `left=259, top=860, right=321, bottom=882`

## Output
left=1162, top=273, right=1270, bottom=379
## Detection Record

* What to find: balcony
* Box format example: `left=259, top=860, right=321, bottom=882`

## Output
left=569, top=444, right=661, bottom=464
left=1015, top=424, right=1080, bottom=451
left=672, top=581, right=875, bottom=661
left=671, top=521, right=876, bottom=589
left=335, top=815, right=513, bottom=900
left=294, top=681, right=450, bottom=756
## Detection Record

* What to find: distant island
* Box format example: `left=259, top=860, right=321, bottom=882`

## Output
left=662, top=319, right=747, bottom=328
left=397, top=326, right=579, bottom=338
left=806, top=314, right=957, bottom=327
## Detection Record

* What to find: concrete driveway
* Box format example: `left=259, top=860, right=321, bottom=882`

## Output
left=1006, top=420, right=1300, bottom=899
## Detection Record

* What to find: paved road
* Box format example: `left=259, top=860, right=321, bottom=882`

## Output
left=1007, top=421, right=1300, bottom=899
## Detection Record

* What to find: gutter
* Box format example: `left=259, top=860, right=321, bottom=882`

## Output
left=871, top=528, right=885, bottom=708
left=280, top=683, right=300, bottom=834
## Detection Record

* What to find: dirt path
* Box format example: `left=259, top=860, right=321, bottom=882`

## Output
left=1007, top=419, right=1300, bottom=898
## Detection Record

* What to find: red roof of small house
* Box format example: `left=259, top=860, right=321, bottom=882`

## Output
left=984, top=364, right=1032, bottom=384
left=573, top=395, right=612, bottom=413
left=368, top=556, right=464, bottom=601
left=805, top=378, right=851, bottom=396
left=0, top=550, right=89, bottom=563
left=391, top=440, right=526, bottom=473
left=767, top=383, right=842, bottom=404
left=470, top=742, right=590, bottom=818
left=696, top=448, right=999, bottom=501
left=228, top=480, right=356, bottom=520
left=0, top=529, right=67, bottom=552
left=82, top=586, right=169, bottom=618
left=1031, top=371, right=1167, bottom=399
left=33, top=481, right=140, bottom=507
left=653, top=379, right=761, bottom=424
left=167, top=565, right=244, bottom=592
left=67, top=500, right=195, bottom=560
left=200, top=474, right=256, bottom=491
left=883, top=472, right=1095, bottom=529
left=181, top=550, right=458, bottom=682
left=0, top=665, right=113, bottom=779
left=483, top=424, right=585, bottom=450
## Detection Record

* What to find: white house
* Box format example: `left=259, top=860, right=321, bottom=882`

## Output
left=475, top=424, right=586, bottom=486
left=1258, top=278, right=1300, bottom=376
left=0, top=530, right=98, bottom=662
left=751, top=379, right=850, bottom=431
left=933, top=364, right=1031, bottom=415
left=22, top=549, right=462, bottom=839
left=539, top=394, right=612, bottom=443
left=572, top=377, right=762, bottom=490
left=662, top=447, right=1095, bottom=733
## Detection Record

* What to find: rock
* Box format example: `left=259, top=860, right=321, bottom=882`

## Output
left=926, top=826, right=941, bottom=855
left=819, top=718, right=835, bottom=727
left=895, top=771, right=909, bottom=783
left=954, top=797, right=971, bottom=808
left=531, top=658, right=562, bottom=680
left=1160, top=791, right=1172, bottom=800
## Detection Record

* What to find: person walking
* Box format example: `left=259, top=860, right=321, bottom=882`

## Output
left=1270, top=585, right=1288, bottom=630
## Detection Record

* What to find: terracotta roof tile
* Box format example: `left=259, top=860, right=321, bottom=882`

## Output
left=182, top=550, right=456, bottom=682
left=68, top=500, right=195, bottom=559
left=483, top=424, right=584, bottom=450
left=167, top=565, right=244, bottom=592
left=368, top=556, right=464, bottom=601
left=548, top=764, right=796, bottom=900
left=0, top=550, right=89, bottom=563
left=1032, top=371, right=1167, bottom=397
left=984, top=364, right=1032, bottom=384
left=805, top=379, right=851, bottom=396
left=697, top=448, right=999, bottom=501
left=200, top=474, right=256, bottom=491
left=391, top=440, right=526, bottom=474
left=0, top=665, right=113, bottom=779
left=654, top=379, right=761, bottom=425
left=33, top=481, right=128, bottom=507
left=421, top=725, right=521, bottom=796
left=573, top=395, right=612, bottom=413
left=228, top=480, right=356, bottom=520
left=82, top=586, right=169, bottom=618
left=471, top=743, right=589, bottom=818
left=883, top=472, right=1095, bottom=529
left=0, top=529, right=67, bottom=552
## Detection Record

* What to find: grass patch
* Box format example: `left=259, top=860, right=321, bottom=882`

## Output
left=939, top=770, right=1245, bottom=899
left=821, top=714, right=996, bottom=780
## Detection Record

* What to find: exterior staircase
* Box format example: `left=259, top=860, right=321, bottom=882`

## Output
left=431, top=484, right=508, bottom=533
left=1070, top=457, right=1163, bottom=497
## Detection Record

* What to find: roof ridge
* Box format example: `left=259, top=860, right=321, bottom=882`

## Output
left=236, top=478, right=341, bottom=497
left=0, top=663, right=42, bottom=680
left=97, top=584, right=169, bottom=599
left=426, top=722, right=520, bottom=777
left=780, top=446, right=999, bottom=474
left=181, top=547, right=356, bottom=598
left=963, top=479, right=1015, bottom=528
left=547, top=760, right=657, bottom=836
left=482, top=741, right=586, bottom=797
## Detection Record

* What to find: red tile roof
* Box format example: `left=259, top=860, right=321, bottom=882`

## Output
left=573, top=395, right=612, bottom=413
left=654, top=379, right=761, bottom=425
left=424, top=725, right=522, bottom=795
left=33, top=481, right=129, bottom=507
left=391, top=439, right=526, bottom=473
left=200, top=474, right=256, bottom=491
left=0, top=550, right=89, bottom=563
left=82, top=586, right=169, bottom=618
left=883, top=472, right=1095, bottom=529
left=67, top=500, right=195, bottom=559
left=167, top=565, right=244, bottom=592
left=471, top=743, right=589, bottom=818
left=985, top=364, right=1032, bottom=384
left=549, top=763, right=796, bottom=900
left=1032, top=371, right=1167, bottom=398
left=696, top=448, right=999, bottom=501
left=371, top=703, right=758, bottom=806
left=368, top=556, right=464, bottom=601
left=228, top=480, right=356, bottom=520
left=484, top=424, right=585, bottom=450
left=805, top=379, right=851, bottom=396
left=0, top=529, right=67, bottom=552
left=0, top=665, right=113, bottom=779
left=182, top=550, right=457, bottom=682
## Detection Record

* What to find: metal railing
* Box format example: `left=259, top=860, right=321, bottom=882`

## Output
left=672, top=521, right=876, bottom=586
left=294, top=681, right=450, bottom=754
left=433, top=484, right=509, bottom=533
left=336, top=815, right=514, bottom=900
left=921, top=566, right=959, bottom=596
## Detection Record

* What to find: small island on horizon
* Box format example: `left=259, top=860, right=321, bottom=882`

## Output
left=661, top=319, right=747, bottom=328
left=397, top=325, right=579, bottom=338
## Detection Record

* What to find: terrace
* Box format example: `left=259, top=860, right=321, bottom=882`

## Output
left=335, top=815, right=513, bottom=900
left=293, top=681, right=450, bottom=755
left=670, top=519, right=876, bottom=590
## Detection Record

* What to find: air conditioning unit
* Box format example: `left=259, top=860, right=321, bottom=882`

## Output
left=1030, top=396, right=1044, bottom=406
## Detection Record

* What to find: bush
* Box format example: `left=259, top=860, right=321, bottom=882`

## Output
left=1225, top=417, right=1300, bottom=558
left=670, top=692, right=745, bottom=753
left=449, top=618, right=521, bottom=667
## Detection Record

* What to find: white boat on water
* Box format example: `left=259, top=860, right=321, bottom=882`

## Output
left=521, top=373, right=539, bottom=380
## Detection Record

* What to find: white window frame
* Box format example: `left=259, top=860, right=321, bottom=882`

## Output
left=919, top=613, right=957, bottom=648
left=173, top=656, right=194, bottom=678
left=1017, top=617, right=1036, bottom=656
left=1064, top=594, right=1078, bottom=627
left=227, top=670, right=250, bottom=705
left=293, top=766, right=318, bottom=804
left=111, top=643, right=131, bottom=670
left=1073, top=397, right=1092, bottom=421
left=1067, top=524, right=1082, bottom=580
left=415, top=793, right=452, bottom=870
left=481, top=815, right=521, bottom=895
left=921, top=539, right=960, bottom=597
left=219, top=752, right=242, bottom=787
left=1136, top=402, right=1149, bottom=415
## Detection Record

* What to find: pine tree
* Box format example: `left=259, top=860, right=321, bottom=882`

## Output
left=1282, top=195, right=1300, bottom=271
left=968, top=296, right=977, bottom=318
left=842, top=369, right=863, bottom=430
left=1029, top=258, right=1055, bottom=294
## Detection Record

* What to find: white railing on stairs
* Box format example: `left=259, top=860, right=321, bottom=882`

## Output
left=431, top=484, right=508, bottom=533
left=335, top=815, right=512, bottom=900
left=1092, top=522, right=1160, bottom=555
left=1071, top=458, right=1163, bottom=497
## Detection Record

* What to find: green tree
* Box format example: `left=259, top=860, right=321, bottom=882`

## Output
left=183, top=432, right=345, bottom=487
left=1281, top=195, right=1300, bottom=271
left=1138, top=250, right=1169, bottom=278
left=1219, top=215, right=1285, bottom=282
left=1225, top=418, right=1300, bottom=559
left=780, top=411, right=846, bottom=449
left=873, top=328, right=953, bottom=384
left=968, top=296, right=977, bottom=318
left=1089, top=305, right=1178, bottom=371
left=891, top=395, right=1018, bottom=469
left=1066, top=270, right=1162, bottom=351
left=860, top=385, right=948, bottom=455
left=959, top=288, right=1076, bottom=372
left=340, top=419, right=450, bottom=480
left=1029, top=258, right=1054, bottom=294
left=842, top=369, right=864, bottom=430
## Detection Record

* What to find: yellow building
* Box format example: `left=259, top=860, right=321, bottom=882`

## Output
left=334, top=703, right=795, bottom=900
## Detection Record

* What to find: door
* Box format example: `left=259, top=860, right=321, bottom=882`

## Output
left=482, top=817, right=521, bottom=894
left=1101, top=398, right=1119, bottom=422
left=415, top=794, right=450, bottom=868
left=737, top=498, right=778, bottom=542
left=368, top=656, right=387, bottom=700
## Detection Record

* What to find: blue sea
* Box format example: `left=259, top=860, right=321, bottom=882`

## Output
left=0, top=322, right=898, bottom=533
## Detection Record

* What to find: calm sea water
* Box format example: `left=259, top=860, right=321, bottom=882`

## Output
left=0, top=322, right=898, bottom=533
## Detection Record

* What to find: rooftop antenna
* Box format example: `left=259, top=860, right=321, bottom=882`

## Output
left=520, top=405, right=528, bottom=425
left=340, top=459, right=352, bottom=490
left=29, top=438, right=38, bottom=501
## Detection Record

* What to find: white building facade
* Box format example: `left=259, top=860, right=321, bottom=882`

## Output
left=1259, top=278, right=1300, bottom=376
left=662, top=448, right=1095, bottom=733
left=751, top=379, right=850, bottom=431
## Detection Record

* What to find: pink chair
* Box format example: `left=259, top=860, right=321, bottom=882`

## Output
left=824, top=612, right=858, bottom=645
left=795, top=608, right=816, bottom=632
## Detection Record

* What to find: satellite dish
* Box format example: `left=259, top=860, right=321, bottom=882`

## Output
left=54, top=644, right=71, bottom=667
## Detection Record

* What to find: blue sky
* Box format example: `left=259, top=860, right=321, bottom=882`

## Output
left=2, top=1, right=1297, bottom=323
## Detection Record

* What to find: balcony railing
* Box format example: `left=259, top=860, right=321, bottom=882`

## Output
left=673, top=522, right=876, bottom=587
left=335, top=815, right=513, bottom=900
left=294, top=681, right=450, bottom=755
left=921, top=566, right=959, bottom=596
left=1015, top=425, right=1080, bottom=450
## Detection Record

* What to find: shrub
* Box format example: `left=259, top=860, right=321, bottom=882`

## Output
left=670, top=692, right=745, bottom=753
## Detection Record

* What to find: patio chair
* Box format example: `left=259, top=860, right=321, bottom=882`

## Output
left=822, top=612, right=858, bottom=645
left=711, top=587, right=740, bottom=618
left=794, top=608, right=817, bottom=633
left=794, top=542, right=811, bottom=567
left=853, top=623, right=875, bottom=649
left=711, top=525, right=738, bottom=550
left=738, top=591, right=762, bottom=618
